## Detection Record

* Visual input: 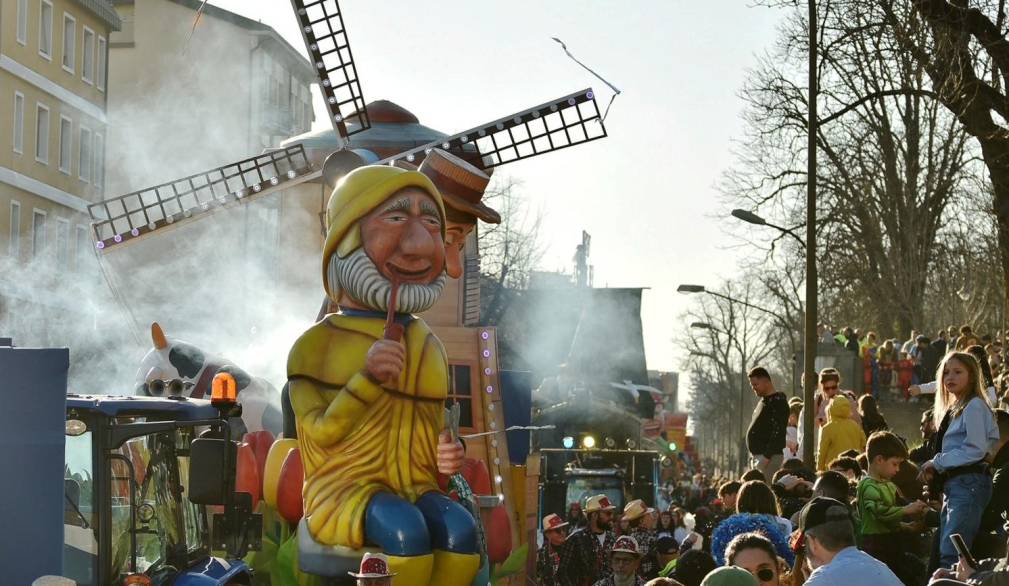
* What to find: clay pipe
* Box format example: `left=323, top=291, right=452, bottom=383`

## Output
left=384, top=278, right=403, bottom=341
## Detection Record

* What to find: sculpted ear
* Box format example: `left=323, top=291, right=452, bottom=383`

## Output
left=151, top=322, right=168, bottom=350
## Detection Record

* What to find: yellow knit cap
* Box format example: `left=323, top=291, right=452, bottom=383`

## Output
left=321, top=165, right=446, bottom=300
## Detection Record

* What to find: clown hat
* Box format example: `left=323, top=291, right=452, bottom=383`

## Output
left=348, top=552, right=397, bottom=578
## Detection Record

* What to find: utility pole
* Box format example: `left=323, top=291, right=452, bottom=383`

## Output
left=801, top=0, right=819, bottom=466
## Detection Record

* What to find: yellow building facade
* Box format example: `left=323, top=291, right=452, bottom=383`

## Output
left=0, top=0, right=117, bottom=275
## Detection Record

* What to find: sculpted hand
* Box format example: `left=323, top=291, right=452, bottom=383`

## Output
left=365, top=339, right=405, bottom=383
left=437, top=430, right=465, bottom=476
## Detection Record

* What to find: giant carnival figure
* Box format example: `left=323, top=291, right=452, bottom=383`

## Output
left=136, top=322, right=283, bottom=436
left=287, top=164, right=479, bottom=585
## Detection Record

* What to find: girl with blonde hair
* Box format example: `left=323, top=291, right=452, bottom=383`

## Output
left=920, top=351, right=1000, bottom=567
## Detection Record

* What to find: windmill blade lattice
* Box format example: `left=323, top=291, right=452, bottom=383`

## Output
left=88, top=145, right=314, bottom=251
left=291, top=0, right=369, bottom=139
left=378, top=88, right=606, bottom=170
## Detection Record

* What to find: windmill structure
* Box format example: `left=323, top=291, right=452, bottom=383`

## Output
left=83, top=0, right=612, bottom=580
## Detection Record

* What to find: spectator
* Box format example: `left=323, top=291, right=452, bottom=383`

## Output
left=665, top=549, right=717, bottom=586
left=742, top=469, right=767, bottom=483
left=784, top=400, right=803, bottom=461
left=569, top=501, right=588, bottom=529
left=790, top=470, right=849, bottom=528
left=736, top=479, right=792, bottom=534
left=746, top=367, right=790, bottom=476
left=710, top=512, right=794, bottom=568
left=725, top=532, right=785, bottom=586
left=658, top=511, right=676, bottom=540
left=928, top=551, right=1009, bottom=585
left=902, top=330, right=920, bottom=356
left=919, top=352, right=1000, bottom=568
left=593, top=535, right=645, bottom=586
left=897, top=351, right=916, bottom=400
left=924, top=332, right=949, bottom=381
left=654, top=536, right=680, bottom=580
left=813, top=369, right=861, bottom=432
left=624, top=499, right=659, bottom=579
left=844, top=328, right=860, bottom=355
left=857, top=431, right=929, bottom=580
left=796, top=497, right=902, bottom=585
left=857, top=395, right=888, bottom=437
left=700, top=566, right=759, bottom=586
left=974, top=409, right=1009, bottom=559
left=878, top=339, right=896, bottom=393
left=816, top=396, right=866, bottom=472
left=645, top=579, right=685, bottom=586
left=909, top=408, right=937, bottom=465
left=562, top=494, right=618, bottom=586
left=537, top=514, right=570, bottom=585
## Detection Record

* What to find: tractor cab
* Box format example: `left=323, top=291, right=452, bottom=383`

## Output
left=62, top=394, right=259, bottom=586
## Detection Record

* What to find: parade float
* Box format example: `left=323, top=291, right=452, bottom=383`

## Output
left=75, top=1, right=612, bottom=583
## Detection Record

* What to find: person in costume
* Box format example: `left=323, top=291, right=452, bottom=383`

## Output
left=287, top=165, right=479, bottom=585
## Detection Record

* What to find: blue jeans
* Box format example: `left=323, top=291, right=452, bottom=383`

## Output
left=938, top=472, right=993, bottom=567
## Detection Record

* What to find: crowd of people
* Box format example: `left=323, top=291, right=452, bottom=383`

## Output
left=535, top=342, right=1009, bottom=586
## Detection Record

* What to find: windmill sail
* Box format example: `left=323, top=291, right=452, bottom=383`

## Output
left=377, top=88, right=606, bottom=170
left=290, top=0, right=370, bottom=140
left=87, top=145, right=314, bottom=250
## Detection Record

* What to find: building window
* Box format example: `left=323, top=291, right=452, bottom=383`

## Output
left=56, top=218, right=69, bottom=267
left=82, top=27, right=94, bottom=84
left=61, top=13, right=76, bottom=73
left=32, top=209, right=46, bottom=259
left=79, top=126, right=92, bottom=183
left=75, top=225, right=89, bottom=269
left=58, top=115, right=72, bottom=173
left=9, top=201, right=21, bottom=258
left=17, top=0, right=28, bottom=45
left=446, top=364, right=474, bottom=428
left=94, top=132, right=104, bottom=188
left=13, top=92, right=24, bottom=154
left=35, top=103, right=50, bottom=164
left=39, top=0, right=53, bottom=60
left=97, top=37, right=107, bottom=91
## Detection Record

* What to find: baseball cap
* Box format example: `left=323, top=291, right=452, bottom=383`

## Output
left=542, top=513, right=569, bottom=532
left=797, top=497, right=854, bottom=533
left=655, top=536, right=678, bottom=554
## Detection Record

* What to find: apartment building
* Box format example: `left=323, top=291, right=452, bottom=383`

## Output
left=0, top=0, right=119, bottom=287
left=105, top=0, right=315, bottom=196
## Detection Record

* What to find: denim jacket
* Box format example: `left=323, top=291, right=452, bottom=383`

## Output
left=931, top=396, right=1000, bottom=473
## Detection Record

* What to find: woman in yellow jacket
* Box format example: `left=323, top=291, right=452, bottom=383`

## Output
left=817, top=395, right=867, bottom=471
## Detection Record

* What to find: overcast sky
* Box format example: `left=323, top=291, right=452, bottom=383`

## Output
left=209, top=0, right=785, bottom=372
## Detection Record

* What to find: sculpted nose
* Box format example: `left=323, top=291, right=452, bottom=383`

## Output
left=398, top=219, right=436, bottom=259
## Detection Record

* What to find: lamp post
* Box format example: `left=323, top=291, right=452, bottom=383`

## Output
left=804, top=0, right=819, bottom=467
left=730, top=209, right=806, bottom=248
left=691, top=321, right=748, bottom=474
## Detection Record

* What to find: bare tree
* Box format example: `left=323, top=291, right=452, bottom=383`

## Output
left=725, top=1, right=981, bottom=336
left=478, top=176, right=545, bottom=326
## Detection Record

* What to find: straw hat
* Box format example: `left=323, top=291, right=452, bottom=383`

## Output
left=542, top=513, right=569, bottom=532
left=348, top=552, right=397, bottom=578
left=622, top=498, right=656, bottom=522
left=584, top=494, right=617, bottom=513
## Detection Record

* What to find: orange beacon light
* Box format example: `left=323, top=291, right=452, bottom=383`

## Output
left=211, top=372, right=238, bottom=405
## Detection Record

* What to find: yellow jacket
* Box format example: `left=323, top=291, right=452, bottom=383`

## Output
left=287, top=313, right=449, bottom=548
left=817, top=396, right=866, bottom=471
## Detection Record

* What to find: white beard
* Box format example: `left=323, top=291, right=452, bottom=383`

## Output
left=327, top=248, right=446, bottom=314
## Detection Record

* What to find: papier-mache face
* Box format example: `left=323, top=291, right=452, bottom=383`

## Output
left=321, top=165, right=448, bottom=312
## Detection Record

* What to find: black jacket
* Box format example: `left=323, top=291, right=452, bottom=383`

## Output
left=747, top=392, right=789, bottom=458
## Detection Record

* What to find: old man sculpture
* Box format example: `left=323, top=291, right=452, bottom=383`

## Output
left=287, top=165, right=479, bottom=585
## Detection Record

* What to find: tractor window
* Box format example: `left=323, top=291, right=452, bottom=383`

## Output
left=64, top=430, right=97, bottom=586
left=111, top=432, right=184, bottom=577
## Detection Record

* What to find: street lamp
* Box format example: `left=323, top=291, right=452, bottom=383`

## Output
left=678, top=284, right=788, bottom=324
left=730, top=209, right=806, bottom=248
left=689, top=320, right=748, bottom=474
